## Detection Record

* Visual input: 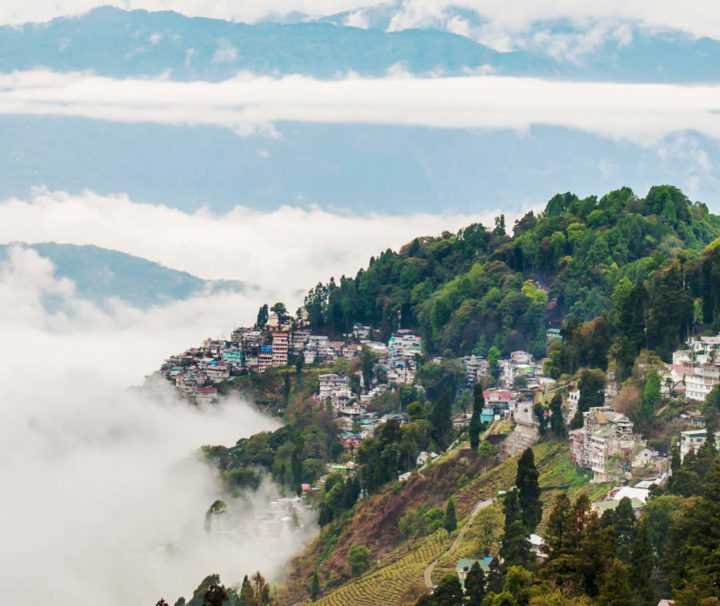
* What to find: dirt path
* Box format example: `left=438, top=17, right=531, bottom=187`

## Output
left=423, top=497, right=494, bottom=589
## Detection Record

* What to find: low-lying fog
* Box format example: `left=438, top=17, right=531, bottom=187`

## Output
left=0, top=247, right=316, bottom=604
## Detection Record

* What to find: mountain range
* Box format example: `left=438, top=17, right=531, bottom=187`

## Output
left=2, top=6, right=719, bottom=82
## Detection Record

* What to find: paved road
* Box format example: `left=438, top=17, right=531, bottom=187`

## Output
left=423, top=497, right=495, bottom=589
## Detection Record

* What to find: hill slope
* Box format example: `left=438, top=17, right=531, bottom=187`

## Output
left=0, top=242, right=247, bottom=308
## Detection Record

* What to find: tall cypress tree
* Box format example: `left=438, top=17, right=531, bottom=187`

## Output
left=431, top=390, right=453, bottom=450
left=444, top=497, right=457, bottom=533
left=464, top=561, right=486, bottom=605
left=516, top=448, right=542, bottom=533
left=630, top=518, right=655, bottom=606
left=500, top=489, right=533, bottom=570
left=309, top=571, right=320, bottom=602
left=469, top=382, right=484, bottom=450
left=549, top=393, right=566, bottom=438
left=486, top=557, right=504, bottom=594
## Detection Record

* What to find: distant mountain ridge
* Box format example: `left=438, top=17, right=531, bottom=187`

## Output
left=1, top=5, right=719, bottom=82
left=0, top=242, right=248, bottom=308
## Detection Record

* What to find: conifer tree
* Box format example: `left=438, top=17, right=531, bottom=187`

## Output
left=464, top=561, right=486, bottom=605
left=238, top=575, right=254, bottom=606
left=500, top=489, right=533, bottom=570
left=597, top=560, right=635, bottom=606
left=309, top=572, right=319, bottom=602
left=444, top=497, right=457, bottom=533
left=431, top=390, right=453, bottom=450
left=516, top=448, right=542, bottom=533
left=469, top=382, right=483, bottom=450
left=630, top=518, right=655, bottom=606
left=430, top=574, right=464, bottom=605
left=604, top=497, right=636, bottom=564
left=549, top=393, right=566, bottom=438
left=486, top=557, right=504, bottom=594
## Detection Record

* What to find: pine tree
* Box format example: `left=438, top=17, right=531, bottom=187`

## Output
left=469, top=382, right=483, bottom=450
left=630, top=518, right=656, bottom=606
left=639, top=369, right=661, bottom=422
left=549, top=393, right=566, bottom=438
left=430, top=574, right=464, bottom=605
left=541, top=494, right=614, bottom=597
left=606, top=497, right=636, bottom=564
left=516, top=448, right=542, bottom=533
left=309, top=572, right=319, bottom=602
left=431, top=390, right=453, bottom=449
left=597, top=560, right=635, bottom=606
left=486, top=557, right=504, bottom=594
left=500, top=489, right=533, bottom=570
left=464, top=561, right=486, bottom=605
left=238, top=575, right=254, bottom=606
left=444, top=498, right=457, bottom=533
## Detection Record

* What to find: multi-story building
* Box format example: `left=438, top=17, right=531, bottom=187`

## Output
left=272, top=332, right=289, bottom=367
left=685, top=364, right=720, bottom=401
left=318, top=374, right=353, bottom=406
left=680, top=428, right=711, bottom=461
left=569, top=406, right=642, bottom=482
left=463, top=355, right=489, bottom=385
left=258, top=346, right=274, bottom=373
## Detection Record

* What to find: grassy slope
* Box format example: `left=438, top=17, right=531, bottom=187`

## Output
left=282, top=440, right=612, bottom=605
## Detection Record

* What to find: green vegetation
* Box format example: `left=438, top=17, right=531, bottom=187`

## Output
left=347, top=545, right=371, bottom=578
left=182, top=185, right=720, bottom=605
left=303, top=186, right=720, bottom=362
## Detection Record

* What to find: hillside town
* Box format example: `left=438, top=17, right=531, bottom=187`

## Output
left=154, top=306, right=720, bottom=506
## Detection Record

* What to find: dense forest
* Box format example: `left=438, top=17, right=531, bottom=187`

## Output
left=304, top=185, right=720, bottom=361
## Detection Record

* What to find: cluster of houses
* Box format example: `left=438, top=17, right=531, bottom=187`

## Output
left=156, top=311, right=423, bottom=405
left=662, top=333, right=720, bottom=401
left=461, top=350, right=554, bottom=393
left=565, top=333, right=720, bottom=483
left=568, top=405, right=650, bottom=483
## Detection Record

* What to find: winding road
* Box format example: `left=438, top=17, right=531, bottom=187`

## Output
left=423, top=496, right=495, bottom=589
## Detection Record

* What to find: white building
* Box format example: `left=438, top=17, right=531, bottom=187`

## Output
left=680, top=428, right=711, bottom=461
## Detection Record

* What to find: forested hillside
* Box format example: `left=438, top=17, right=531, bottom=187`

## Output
left=179, top=185, right=720, bottom=606
left=304, top=185, right=720, bottom=362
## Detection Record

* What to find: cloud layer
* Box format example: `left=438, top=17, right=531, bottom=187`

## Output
left=0, top=247, right=316, bottom=605
left=0, top=188, right=488, bottom=307
left=1, top=71, right=718, bottom=145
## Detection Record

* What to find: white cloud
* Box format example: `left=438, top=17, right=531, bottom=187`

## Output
left=344, top=9, right=369, bottom=29
left=211, top=38, right=238, bottom=64
left=0, top=70, right=719, bottom=144
left=0, top=188, right=489, bottom=310
left=0, top=246, right=316, bottom=605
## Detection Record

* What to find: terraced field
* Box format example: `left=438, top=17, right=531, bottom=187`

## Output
left=315, top=530, right=452, bottom=606
left=314, top=440, right=614, bottom=605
